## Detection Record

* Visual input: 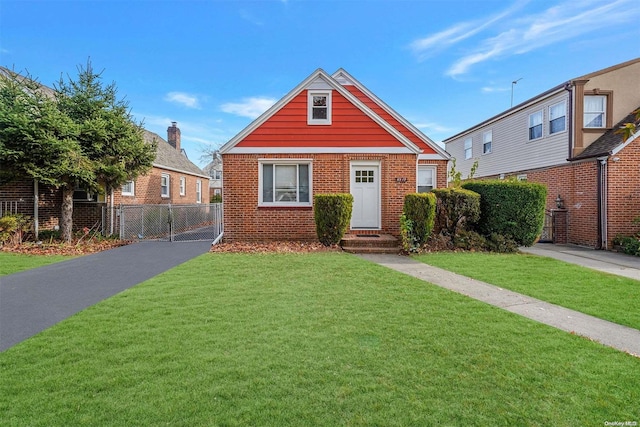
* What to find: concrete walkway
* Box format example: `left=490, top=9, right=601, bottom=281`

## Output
left=0, top=240, right=212, bottom=352
left=358, top=246, right=640, bottom=357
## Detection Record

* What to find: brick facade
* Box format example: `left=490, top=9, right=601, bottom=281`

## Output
left=223, top=153, right=447, bottom=242
left=484, top=136, right=640, bottom=249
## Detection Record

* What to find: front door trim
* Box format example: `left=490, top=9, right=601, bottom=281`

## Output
left=350, top=160, right=381, bottom=230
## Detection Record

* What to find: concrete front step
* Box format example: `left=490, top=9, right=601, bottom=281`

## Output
left=340, top=233, right=401, bottom=254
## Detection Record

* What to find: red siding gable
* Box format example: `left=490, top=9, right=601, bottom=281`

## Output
left=342, top=85, right=437, bottom=155
left=235, top=90, right=408, bottom=149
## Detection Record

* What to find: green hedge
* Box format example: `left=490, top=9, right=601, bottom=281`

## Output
left=401, top=193, right=436, bottom=251
left=314, top=193, right=354, bottom=246
left=462, top=180, right=547, bottom=246
left=431, top=187, right=480, bottom=237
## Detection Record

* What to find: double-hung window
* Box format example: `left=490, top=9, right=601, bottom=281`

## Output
left=161, top=173, right=170, bottom=198
left=417, top=166, right=436, bottom=193
left=308, top=91, right=331, bottom=125
left=584, top=95, right=606, bottom=128
left=121, top=180, right=135, bottom=196
left=260, top=161, right=312, bottom=206
left=482, top=130, right=492, bottom=154
left=179, top=177, right=186, bottom=196
left=196, top=180, right=202, bottom=204
left=464, top=137, right=472, bottom=160
left=528, top=110, right=543, bottom=140
left=549, top=101, right=566, bottom=134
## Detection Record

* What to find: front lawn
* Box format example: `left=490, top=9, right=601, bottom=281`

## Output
left=1, top=252, right=638, bottom=426
left=0, top=252, right=73, bottom=276
left=413, top=251, right=640, bottom=330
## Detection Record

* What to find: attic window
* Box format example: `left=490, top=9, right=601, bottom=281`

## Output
left=308, top=91, right=331, bottom=125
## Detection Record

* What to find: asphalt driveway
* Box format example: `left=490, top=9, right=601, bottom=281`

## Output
left=0, top=240, right=212, bottom=352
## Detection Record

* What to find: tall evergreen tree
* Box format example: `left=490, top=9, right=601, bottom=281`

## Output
left=0, top=62, right=156, bottom=242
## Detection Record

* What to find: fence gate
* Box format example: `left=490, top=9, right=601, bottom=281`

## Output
left=539, top=210, right=553, bottom=243
left=115, top=203, right=223, bottom=242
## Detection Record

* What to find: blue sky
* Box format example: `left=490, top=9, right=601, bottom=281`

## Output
left=1, top=0, right=639, bottom=167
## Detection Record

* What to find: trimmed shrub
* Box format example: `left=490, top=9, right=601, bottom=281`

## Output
left=401, top=193, right=437, bottom=251
left=314, top=193, right=353, bottom=246
left=463, top=180, right=547, bottom=247
left=432, top=188, right=481, bottom=237
left=0, top=214, right=31, bottom=246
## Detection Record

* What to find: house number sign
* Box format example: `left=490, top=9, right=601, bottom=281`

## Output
left=395, top=177, right=408, bottom=183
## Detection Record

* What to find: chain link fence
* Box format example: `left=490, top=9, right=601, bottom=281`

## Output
left=103, top=203, right=223, bottom=242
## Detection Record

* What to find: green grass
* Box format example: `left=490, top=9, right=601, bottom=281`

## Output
left=0, top=252, right=73, bottom=276
left=413, top=251, right=640, bottom=330
left=1, top=252, right=639, bottom=426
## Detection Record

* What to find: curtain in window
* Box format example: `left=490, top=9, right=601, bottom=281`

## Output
left=584, top=96, right=605, bottom=128
left=417, top=168, right=434, bottom=193
left=529, top=111, right=543, bottom=140
left=549, top=102, right=566, bottom=134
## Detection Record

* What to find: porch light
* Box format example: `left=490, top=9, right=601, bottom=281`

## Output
left=555, top=194, right=564, bottom=209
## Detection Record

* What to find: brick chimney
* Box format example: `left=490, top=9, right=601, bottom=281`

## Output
left=167, top=122, right=181, bottom=151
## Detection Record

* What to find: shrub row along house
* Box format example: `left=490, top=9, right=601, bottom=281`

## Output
left=444, top=58, right=640, bottom=249
left=219, top=68, right=450, bottom=241
left=0, top=121, right=209, bottom=236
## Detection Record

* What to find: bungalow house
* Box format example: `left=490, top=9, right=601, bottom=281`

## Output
left=219, top=68, right=450, bottom=242
left=203, top=152, right=223, bottom=201
left=0, top=122, right=210, bottom=236
left=443, top=57, right=640, bottom=249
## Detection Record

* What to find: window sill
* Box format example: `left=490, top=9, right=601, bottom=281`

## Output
left=258, top=205, right=313, bottom=210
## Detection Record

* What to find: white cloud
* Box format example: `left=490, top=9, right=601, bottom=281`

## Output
left=410, top=0, right=639, bottom=77
left=481, top=86, right=511, bottom=93
left=164, top=91, right=201, bottom=109
left=220, top=96, right=277, bottom=119
left=445, top=0, right=639, bottom=77
left=409, top=0, right=527, bottom=61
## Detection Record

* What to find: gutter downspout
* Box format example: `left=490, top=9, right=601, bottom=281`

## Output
left=596, top=156, right=608, bottom=250
left=564, top=82, right=574, bottom=160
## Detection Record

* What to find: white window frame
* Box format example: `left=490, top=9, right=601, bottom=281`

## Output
left=259, top=160, right=313, bottom=207
left=584, top=95, right=606, bottom=128
left=196, top=179, right=202, bottom=204
left=179, top=176, right=186, bottom=196
left=417, top=166, right=436, bottom=193
left=307, top=91, right=332, bottom=125
left=121, top=180, right=135, bottom=196
left=161, top=173, right=170, bottom=198
left=464, top=137, right=472, bottom=160
left=528, top=110, right=543, bottom=141
left=548, top=101, right=566, bottom=135
left=482, top=130, right=492, bottom=155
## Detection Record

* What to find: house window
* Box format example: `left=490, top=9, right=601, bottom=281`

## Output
left=121, top=181, right=135, bottom=196
left=417, top=166, right=436, bottom=193
left=179, top=177, right=186, bottom=196
left=260, top=161, right=312, bottom=205
left=482, top=130, right=492, bottom=154
left=161, top=173, right=170, bottom=198
left=308, top=91, right=331, bottom=125
left=464, top=137, right=472, bottom=160
left=196, top=180, right=202, bottom=204
left=584, top=95, right=606, bottom=128
left=528, top=110, right=543, bottom=140
left=549, top=101, right=566, bottom=134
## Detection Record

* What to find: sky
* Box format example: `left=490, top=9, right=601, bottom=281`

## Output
left=1, top=0, right=639, bottom=167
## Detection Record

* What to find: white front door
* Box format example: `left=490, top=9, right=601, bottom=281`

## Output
left=350, top=163, right=380, bottom=229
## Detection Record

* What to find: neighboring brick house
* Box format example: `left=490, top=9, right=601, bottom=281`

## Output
left=219, top=68, right=450, bottom=242
left=0, top=122, right=210, bottom=235
left=203, top=152, right=223, bottom=201
left=444, top=58, right=640, bottom=249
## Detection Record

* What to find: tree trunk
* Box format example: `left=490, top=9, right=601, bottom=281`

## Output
left=60, top=186, right=74, bottom=243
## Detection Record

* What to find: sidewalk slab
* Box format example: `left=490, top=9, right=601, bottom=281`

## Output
left=357, top=253, right=640, bottom=357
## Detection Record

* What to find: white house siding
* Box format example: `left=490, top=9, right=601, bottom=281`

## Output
left=446, top=91, right=570, bottom=178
